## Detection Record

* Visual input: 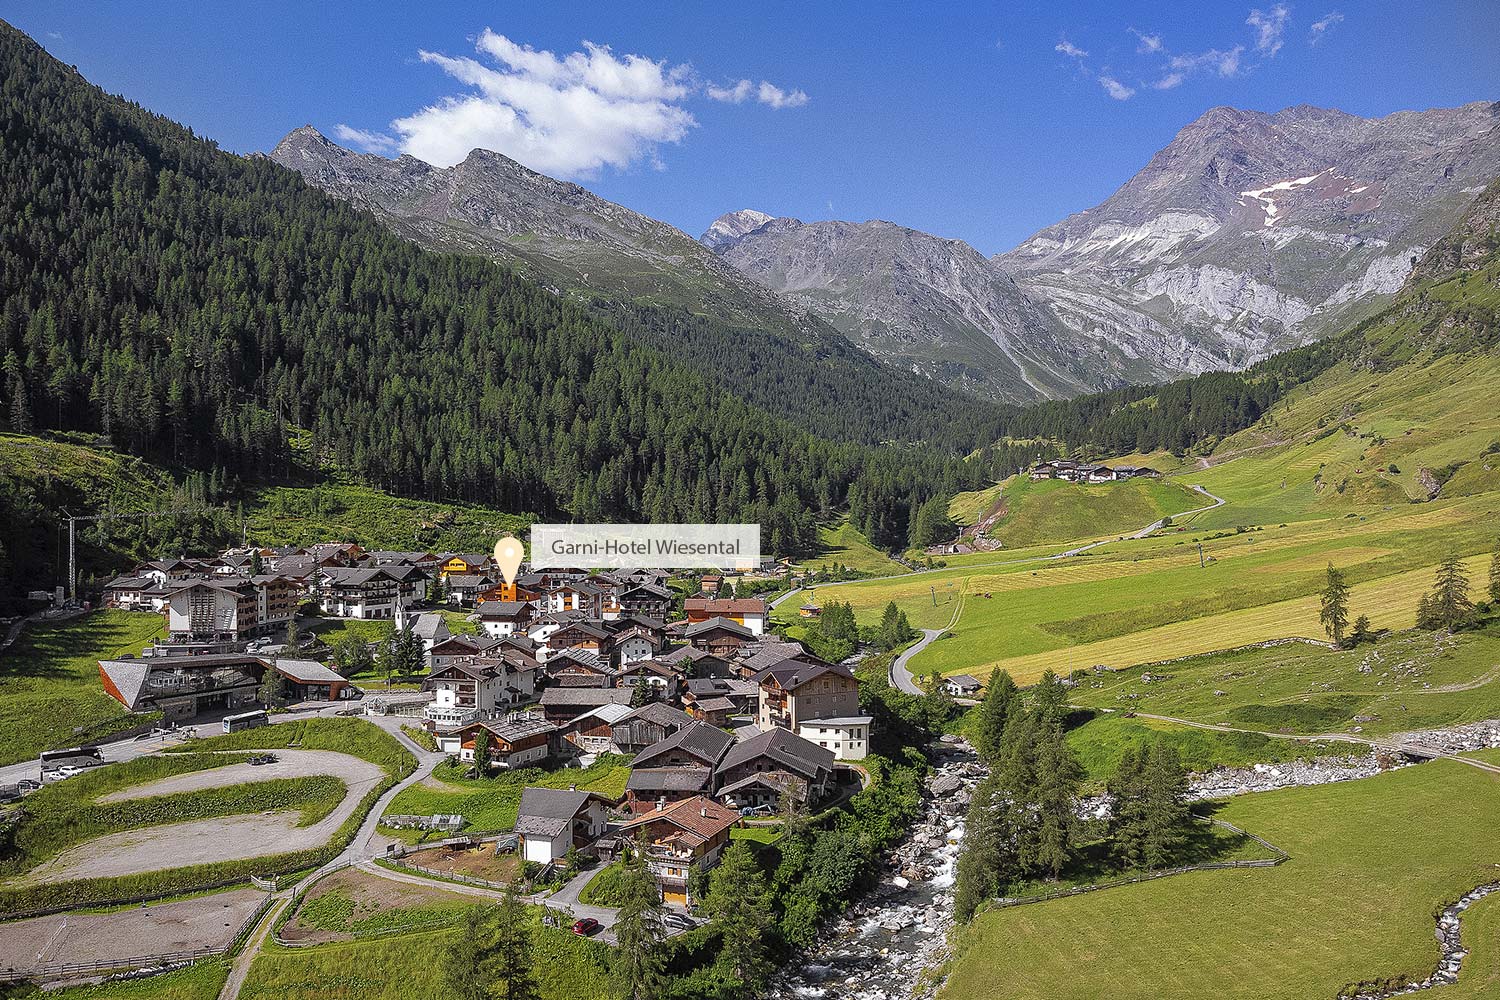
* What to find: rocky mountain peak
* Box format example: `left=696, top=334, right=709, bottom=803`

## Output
left=701, top=209, right=778, bottom=251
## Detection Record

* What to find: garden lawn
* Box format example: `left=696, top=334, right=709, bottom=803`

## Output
left=381, top=757, right=631, bottom=840
left=942, top=757, right=1500, bottom=1000
left=0, top=609, right=164, bottom=765
left=240, top=910, right=610, bottom=1000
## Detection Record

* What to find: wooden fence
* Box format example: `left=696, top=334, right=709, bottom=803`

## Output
left=8, top=892, right=275, bottom=984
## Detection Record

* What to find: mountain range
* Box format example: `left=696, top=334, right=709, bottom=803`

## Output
left=273, top=101, right=1499, bottom=405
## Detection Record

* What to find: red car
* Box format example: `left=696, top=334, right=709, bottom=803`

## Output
left=572, top=917, right=601, bottom=936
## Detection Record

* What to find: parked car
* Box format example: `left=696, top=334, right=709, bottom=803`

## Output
left=247, top=753, right=278, bottom=766
left=572, top=918, right=601, bottom=936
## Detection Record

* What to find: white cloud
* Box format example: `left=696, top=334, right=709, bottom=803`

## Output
left=1151, top=71, right=1186, bottom=90
left=382, top=30, right=806, bottom=178
left=707, top=78, right=809, bottom=108
left=1168, top=45, right=1245, bottom=79
left=333, top=124, right=399, bottom=154
left=1055, top=38, right=1088, bottom=59
left=1129, top=28, right=1164, bottom=53
left=1099, top=75, right=1136, bottom=100
left=1309, top=11, right=1344, bottom=44
left=1247, top=4, right=1291, bottom=57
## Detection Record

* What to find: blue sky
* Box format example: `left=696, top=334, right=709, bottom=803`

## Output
left=8, top=1, right=1499, bottom=254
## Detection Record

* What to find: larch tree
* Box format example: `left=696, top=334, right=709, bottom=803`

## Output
left=1319, top=562, right=1350, bottom=646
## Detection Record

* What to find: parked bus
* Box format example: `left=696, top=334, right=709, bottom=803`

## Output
left=39, top=746, right=104, bottom=764
left=222, top=710, right=269, bottom=734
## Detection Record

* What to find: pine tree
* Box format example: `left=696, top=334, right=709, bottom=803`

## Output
left=472, top=729, right=492, bottom=776
left=1429, top=554, right=1474, bottom=630
left=257, top=667, right=286, bottom=708
left=1138, top=743, right=1191, bottom=870
left=285, top=616, right=301, bottom=654
left=249, top=549, right=263, bottom=575
left=1350, top=614, right=1372, bottom=645
left=971, top=669, right=1017, bottom=762
left=488, top=884, right=541, bottom=1000
left=953, top=773, right=1011, bottom=920
left=444, top=906, right=497, bottom=1000
left=1106, top=745, right=1148, bottom=868
left=1031, top=670, right=1069, bottom=726
left=1032, top=724, right=1082, bottom=878
left=1319, top=563, right=1350, bottom=646
left=703, top=841, right=773, bottom=989
left=612, top=849, right=667, bottom=1000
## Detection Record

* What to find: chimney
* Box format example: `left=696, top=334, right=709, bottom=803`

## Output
left=656, top=797, right=666, bottom=811
left=700, top=806, right=707, bottom=818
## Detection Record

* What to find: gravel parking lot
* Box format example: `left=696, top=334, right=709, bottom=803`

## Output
left=0, top=887, right=266, bottom=978
left=9, top=750, right=384, bottom=885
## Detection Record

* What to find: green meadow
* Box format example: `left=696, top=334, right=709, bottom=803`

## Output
left=0, top=610, right=165, bottom=765
left=942, top=757, right=1500, bottom=1000
left=1071, top=620, right=1500, bottom=739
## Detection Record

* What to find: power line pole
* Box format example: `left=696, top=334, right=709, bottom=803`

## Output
left=61, top=505, right=199, bottom=603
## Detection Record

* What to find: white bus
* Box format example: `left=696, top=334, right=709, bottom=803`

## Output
left=222, top=710, right=269, bottom=734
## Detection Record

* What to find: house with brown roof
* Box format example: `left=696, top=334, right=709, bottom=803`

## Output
left=452, top=715, right=556, bottom=770
left=602, top=796, right=742, bottom=906
left=476, top=600, right=536, bottom=638
left=624, top=722, right=735, bottom=813
left=757, top=658, right=871, bottom=760
left=713, top=728, right=836, bottom=811
left=538, top=687, right=633, bottom=728
left=609, top=702, right=694, bottom=755
left=682, top=617, right=755, bottom=657
left=545, top=648, right=615, bottom=688
left=683, top=597, right=768, bottom=635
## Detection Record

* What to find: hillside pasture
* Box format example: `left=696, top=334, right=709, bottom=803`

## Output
left=1070, top=621, right=1500, bottom=738
left=0, top=610, right=165, bottom=766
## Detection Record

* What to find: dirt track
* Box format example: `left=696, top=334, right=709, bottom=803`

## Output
left=8, top=751, right=384, bottom=885
left=0, top=887, right=265, bottom=978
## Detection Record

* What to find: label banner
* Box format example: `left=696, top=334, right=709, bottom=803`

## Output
left=529, top=523, right=761, bottom=570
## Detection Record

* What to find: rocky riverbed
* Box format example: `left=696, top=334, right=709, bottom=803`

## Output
left=1351, top=880, right=1500, bottom=998
left=1187, top=752, right=1392, bottom=799
left=767, top=736, right=985, bottom=1000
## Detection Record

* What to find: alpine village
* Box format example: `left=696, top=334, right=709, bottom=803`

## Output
left=2, top=8, right=1500, bottom=1000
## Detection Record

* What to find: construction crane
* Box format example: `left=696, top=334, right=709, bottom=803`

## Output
left=60, top=505, right=199, bottom=603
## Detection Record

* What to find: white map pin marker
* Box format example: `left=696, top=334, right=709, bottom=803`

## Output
left=494, top=536, right=524, bottom=586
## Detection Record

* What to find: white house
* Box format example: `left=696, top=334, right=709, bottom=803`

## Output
left=424, top=653, right=537, bottom=727
left=514, top=786, right=612, bottom=864
left=796, top=716, right=874, bottom=761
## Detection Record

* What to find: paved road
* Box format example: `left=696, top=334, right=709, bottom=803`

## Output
left=889, top=630, right=943, bottom=696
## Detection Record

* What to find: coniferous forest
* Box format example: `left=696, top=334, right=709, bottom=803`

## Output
left=0, top=21, right=1361, bottom=555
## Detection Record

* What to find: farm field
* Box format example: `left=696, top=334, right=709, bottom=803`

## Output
left=240, top=907, right=612, bottom=1000
left=380, top=756, right=631, bottom=842
left=941, top=756, right=1500, bottom=1000
left=0, top=610, right=164, bottom=765
left=281, top=867, right=471, bottom=944
left=1070, top=621, right=1500, bottom=739
left=797, top=485, right=1498, bottom=683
